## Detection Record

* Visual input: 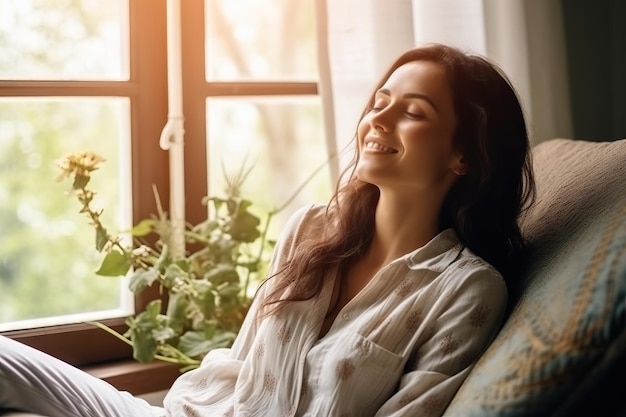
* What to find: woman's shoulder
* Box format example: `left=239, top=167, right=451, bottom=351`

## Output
left=272, top=203, right=328, bottom=259
left=283, top=203, right=328, bottom=237
left=448, top=246, right=508, bottom=299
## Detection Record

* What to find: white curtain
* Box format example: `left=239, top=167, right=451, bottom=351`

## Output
left=318, top=0, right=573, bottom=175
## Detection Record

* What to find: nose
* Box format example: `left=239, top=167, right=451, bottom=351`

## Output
left=369, top=107, right=394, bottom=133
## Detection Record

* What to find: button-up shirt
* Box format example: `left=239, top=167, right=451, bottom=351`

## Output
left=164, top=204, right=507, bottom=416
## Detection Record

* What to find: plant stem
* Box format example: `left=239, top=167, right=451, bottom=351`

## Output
left=87, top=321, right=201, bottom=368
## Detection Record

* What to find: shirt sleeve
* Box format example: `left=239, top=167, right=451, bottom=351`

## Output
left=374, top=265, right=508, bottom=417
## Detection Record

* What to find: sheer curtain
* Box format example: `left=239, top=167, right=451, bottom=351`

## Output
left=317, top=0, right=573, bottom=174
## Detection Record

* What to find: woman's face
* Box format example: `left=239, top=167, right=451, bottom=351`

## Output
left=355, top=60, right=463, bottom=195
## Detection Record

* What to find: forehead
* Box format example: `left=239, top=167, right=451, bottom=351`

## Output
left=380, top=60, right=451, bottom=95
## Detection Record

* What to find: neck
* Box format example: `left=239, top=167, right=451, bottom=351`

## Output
left=368, top=189, right=445, bottom=266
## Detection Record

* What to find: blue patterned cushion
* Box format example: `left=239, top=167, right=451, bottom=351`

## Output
left=444, top=138, right=626, bottom=416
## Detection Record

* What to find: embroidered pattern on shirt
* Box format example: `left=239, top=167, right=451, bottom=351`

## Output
left=254, top=339, right=265, bottom=359
left=422, top=392, right=446, bottom=413
left=264, top=371, right=278, bottom=393
left=469, top=303, right=491, bottom=328
left=395, top=279, right=415, bottom=297
left=440, top=333, right=461, bottom=355
left=278, top=322, right=293, bottom=344
left=191, top=376, right=208, bottom=390
left=398, top=391, right=419, bottom=408
left=405, top=309, right=423, bottom=332
left=336, top=358, right=356, bottom=380
left=457, top=350, right=475, bottom=369
left=282, top=404, right=297, bottom=417
left=182, top=404, right=201, bottom=417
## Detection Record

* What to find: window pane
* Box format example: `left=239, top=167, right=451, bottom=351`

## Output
left=205, top=0, right=318, bottom=81
left=0, top=98, right=132, bottom=331
left=207, top=97, right=332, bottom=239
left=0, top=0, right=129, bottom=81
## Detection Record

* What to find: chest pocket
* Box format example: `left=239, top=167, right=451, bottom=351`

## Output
left=316, top=332, right=404, bottom=416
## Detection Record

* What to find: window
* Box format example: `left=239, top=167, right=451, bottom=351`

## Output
left=201, top=0, right=331, bottom=234
left=1, top=0, right=169, bottom=367
left=1, top=0, right=332, bottom=377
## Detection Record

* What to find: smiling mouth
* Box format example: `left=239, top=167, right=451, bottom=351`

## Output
left=365, top=141, right=397, bottom=153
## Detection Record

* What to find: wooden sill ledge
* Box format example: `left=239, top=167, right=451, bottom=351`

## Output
left=83, top=359, right=181, bottom=395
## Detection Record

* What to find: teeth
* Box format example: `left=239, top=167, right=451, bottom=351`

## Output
left=366, top=141, right=395, bottom=153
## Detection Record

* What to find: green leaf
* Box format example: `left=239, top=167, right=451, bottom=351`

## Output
left=178, top=330, right=211, bottom=358
left=217, top=282, right=242, bottom=299
left=162, top=263, right=187, bottom=289
left=178, top=329, right=236, bottom=358
left=195, top=284, right=216, bottom=319
left=229, top=205, right=261, bottom=243
left=128, top=267, right=160, bottom=293
left=126, top=300, right=162, bottom=363
left=204, top=264, right=240, bottom=285
left=130, top=329, right=157, bottom=363
left=152, top=326, right=176, bottom=343
left=95, top=225, right=109, bottom=252
left=131, top=218, right=157, bottom=237
left=95, top=249, right=131, bottom=276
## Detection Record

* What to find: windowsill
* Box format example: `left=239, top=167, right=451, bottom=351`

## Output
left=83, top=359, right=181, bottom=396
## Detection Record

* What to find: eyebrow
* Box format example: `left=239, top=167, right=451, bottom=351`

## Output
left=377, top=88, right=439, bottom=112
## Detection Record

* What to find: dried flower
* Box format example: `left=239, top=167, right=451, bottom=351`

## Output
left=56, top=151, right=106, bottom=189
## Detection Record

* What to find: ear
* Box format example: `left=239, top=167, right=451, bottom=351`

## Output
left=451, top=153, right=467, bottom=176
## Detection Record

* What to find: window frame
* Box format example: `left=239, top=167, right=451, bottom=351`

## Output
left=182, top=0, right=319, bottom=226
left=1, top=0, right=170, bottom=368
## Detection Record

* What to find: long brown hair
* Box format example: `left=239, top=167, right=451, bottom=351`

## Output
left=261, top=44, right=535, bottom=312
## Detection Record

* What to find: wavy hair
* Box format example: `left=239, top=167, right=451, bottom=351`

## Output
left=261, top=44, right=535, bottom=312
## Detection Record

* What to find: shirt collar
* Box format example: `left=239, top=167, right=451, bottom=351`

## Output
left=402, top=228, right=464, bottom=272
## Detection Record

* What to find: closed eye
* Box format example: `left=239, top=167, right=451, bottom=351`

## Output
left=405, top=112, right=424, bottom=119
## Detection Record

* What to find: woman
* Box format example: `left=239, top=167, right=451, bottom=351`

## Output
left=0, top=43, right=534, bottom=417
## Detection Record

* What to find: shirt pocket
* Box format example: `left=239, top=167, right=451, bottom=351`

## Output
left=321, top=332, right=404, bottom=416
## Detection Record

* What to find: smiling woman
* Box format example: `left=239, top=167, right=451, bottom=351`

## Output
left=0, top=42, right=534, bottom=417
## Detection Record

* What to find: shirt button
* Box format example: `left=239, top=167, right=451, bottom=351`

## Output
left=342, top=312, right=351, bottom=320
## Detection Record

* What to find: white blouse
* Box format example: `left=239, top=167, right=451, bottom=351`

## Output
left=164, top=204, right=507, bottom=417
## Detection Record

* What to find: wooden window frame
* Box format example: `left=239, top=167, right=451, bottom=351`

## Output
left=1, top=0, right=170, bottom=382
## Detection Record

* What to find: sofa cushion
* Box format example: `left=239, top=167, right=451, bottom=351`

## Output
left=444, top=138, right=626, bottom=416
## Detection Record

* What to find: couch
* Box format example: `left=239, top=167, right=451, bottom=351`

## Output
left=3, top=137, right=625, bottom=416
left=444, top=137, right=626, bottom=416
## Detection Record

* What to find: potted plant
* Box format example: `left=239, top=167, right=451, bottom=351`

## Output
left=56, top=151, right=279, bottom=371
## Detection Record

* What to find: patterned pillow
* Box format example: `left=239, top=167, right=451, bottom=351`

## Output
left=443, top=138, right=626, bottom=416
